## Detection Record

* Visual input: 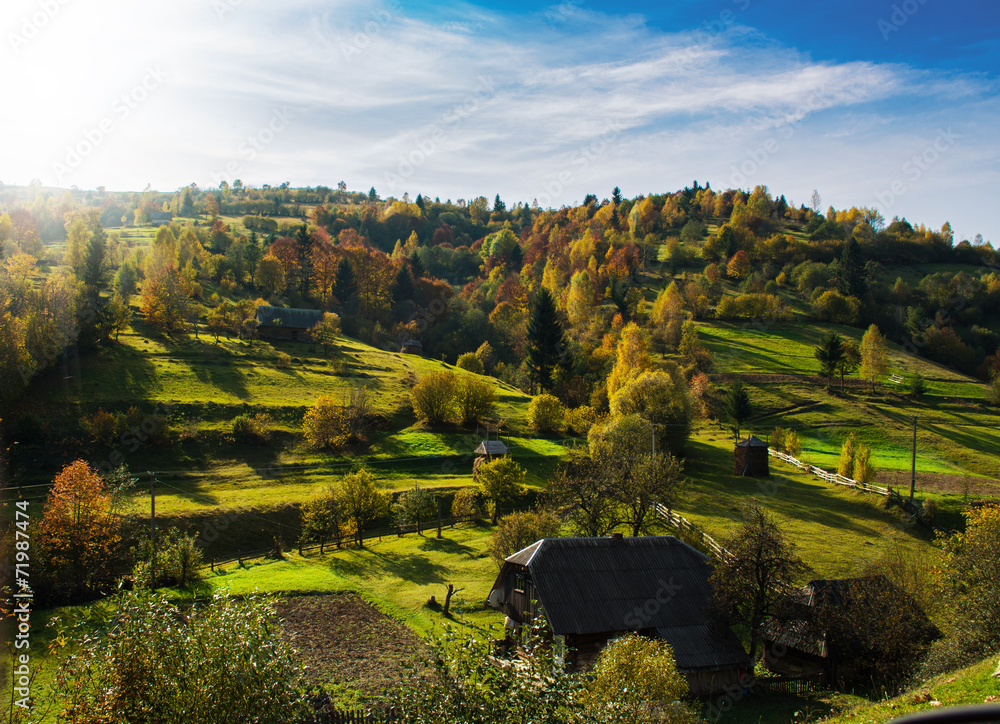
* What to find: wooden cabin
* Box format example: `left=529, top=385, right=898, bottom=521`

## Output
left=763, top=576, right=939, bottom=685
left=400, top=339, right=423, bottom=355
left=734, top=435, right=769, bottom=476
left=255, top=306, right=324, bottom=341
left=487, top=535, right=750, bottom=696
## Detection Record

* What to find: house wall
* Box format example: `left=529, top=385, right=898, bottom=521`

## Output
left=685, top=668, right=748, bottom=697
left=259, top=326, right=308, bottom=341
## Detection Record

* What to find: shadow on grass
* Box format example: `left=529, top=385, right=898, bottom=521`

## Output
left=418, top=536, right=476, bottom=557
left=335, top=550, right=449, bottom=584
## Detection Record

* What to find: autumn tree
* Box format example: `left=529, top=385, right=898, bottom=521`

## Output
left=838, top=339, right=861, bottom=391
left=607, top=322, right=651, bottom=398
left=38, top=460, right=124, bottom=602
left=106, top=294, right=131, bottom=341
left=726, top=249, right=752, bottom=280
left=140, top=266, right=193, bottom=335
left=338, top=469, right=391, bottom=548
left=566, top=269, right=595, bottom=328
left=488, top=510, right=560, bottom=566
left=584, top=634, right=697, bottom=724
left=609, top=368, right=693, bottom=456
left=256, top=254, right=286, bottom=297
left=302, top=396, right=350, bottom=449
left=711, top=498, right=807, bottom=664
left=477, top=457, right=526, bottom=524
left=860, top=323, right=888, bottom=392
left=526, top=287, right=566, bottom=391
left=936, top=505, right=1000, bottom=665
left=529, top=393, right=564, bottom=433
left=309, top=311, right=341, bottom=355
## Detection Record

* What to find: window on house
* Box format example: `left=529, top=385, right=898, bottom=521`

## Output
left=514, top=573, right=526, bottom=593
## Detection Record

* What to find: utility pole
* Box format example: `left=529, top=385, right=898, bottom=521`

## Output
left=910, top=417, right=917, bottom=502
left=148, top=471, right=157, bottom=589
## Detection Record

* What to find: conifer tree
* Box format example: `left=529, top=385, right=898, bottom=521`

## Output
left=526, top=288, right=565, bottom=392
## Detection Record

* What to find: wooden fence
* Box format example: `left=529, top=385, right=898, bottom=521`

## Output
left=751, top=673, right=825, bottom=696
left=302, top=709, right=390, bottom=723
left=654, top=504, right=732, bottom=561
left=205, top=516, right=469, bottom=571
left=767, top=449, right=954, bottom=535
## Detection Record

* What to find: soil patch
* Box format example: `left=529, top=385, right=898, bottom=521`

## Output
left=276, top=593, right=430, bottom=693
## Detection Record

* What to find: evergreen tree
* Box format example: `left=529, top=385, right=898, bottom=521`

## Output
left=181, top=188, right=195, bottom=216
left=81, top=224, right=107, bottom=292
left=333, top=257, right=357, bottom=309
left=837, top=237, right=867, bottom=298
left=409, top=250, right=426, bottom=279
left=368, top=187, right=378, bottom=202
left=244, top=230, right=263, bottom=287
left=724, top=380, right=753, bottom=440
left=526, top=288, right=565, bottom=392
left=814, top=331, right=845, bottom=389
left=295, top=225, right=313, bottom=296
left=612, top=186, right=622, bottom=205
left=493, top=194, right=506, bottom=213
left=415, top=193, right=425, bottom=210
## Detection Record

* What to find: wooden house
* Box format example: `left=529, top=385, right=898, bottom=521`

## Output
left=734, top=435, right=769, bottom=476
left=762, top=576, right=939, bottom=685
left=400, top=339, right=423, bottom=355
left=486, top=535, right=750, bottom=696
left=255, top=305, right=324, bottom=341
left=150, top=212, right=173, bottom=226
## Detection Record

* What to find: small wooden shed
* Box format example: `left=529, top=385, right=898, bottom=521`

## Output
left=255, top=305, right=324, bottom=341
left=473, top=440, right=508, bottom=479
left=734, top=435, right=769, bottom=476
left=400, top=339, right=423, bottom=355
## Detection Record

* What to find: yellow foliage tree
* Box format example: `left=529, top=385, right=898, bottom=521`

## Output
left=607, top=322, right=651, bottom=398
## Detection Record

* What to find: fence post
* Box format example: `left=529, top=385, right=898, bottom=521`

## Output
left=211, top=558, right=214, bottom=572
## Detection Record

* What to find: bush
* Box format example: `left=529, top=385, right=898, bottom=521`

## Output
left=411, top=371, right=456, bottom=425
left=451, top=488, right=482, bottom=522
left=84, top=409, right=125, bottom=447
left=231, top=413, right=273, bottom=443
left=564, top=405, right=596, bottom=435
left=910, top=372, right=927, bottom=397
left=454, top=374, right=496, bottom=427
left=276, top=351, right=292, bottom=368
left=302, top=396, right=350, bottom=449
left=529, top=394, right=564, bottom=433
left=455, top=352, right=484, bottom=375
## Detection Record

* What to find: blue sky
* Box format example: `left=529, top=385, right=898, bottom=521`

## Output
left=3, top=0, right=998, bottom=243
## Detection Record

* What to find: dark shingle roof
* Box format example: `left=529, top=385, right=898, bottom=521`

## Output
left=502, top=536, right=749, bottom=672
left=255, top=305, right=324, bottom=329
left=735, top=435, right=768, bottom=448
left=476, top=441, right=508, bottom=455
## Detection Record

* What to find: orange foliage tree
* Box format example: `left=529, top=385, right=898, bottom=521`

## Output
left=38, top=460, right=123, bottom=601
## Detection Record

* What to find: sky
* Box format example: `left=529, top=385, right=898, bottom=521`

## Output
left=3, top=0, right=999, bottom=243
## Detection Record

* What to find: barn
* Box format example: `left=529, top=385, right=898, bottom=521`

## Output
left=734, top=435, right=769, bottom=476
left=762, top=576, right=939, bottom=685
left=486, top=535, right=750, bottom=696
left=255, top=306, right=324, bottom=341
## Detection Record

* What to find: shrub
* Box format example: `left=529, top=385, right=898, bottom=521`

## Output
left=529, top=394, right=564, bottom=433
left=454, top=374, right=496, bottom=427
left=910, top=372, right=927, bottom=397
left=455, top=352, right=484, bottom=375
left=302, top=396, right=350, bottom=449
left=564, top=405, right=596, bottom=435
left=770, top=427, right=788, bottom=452
left=410, top=371, right=456, bottom=425
left=231, top=413, right=273, bottom=443
left=784, top=429, right=802, bottom=457
left=451, top=488, right=482, bottom=522
left=276, top=351, right=292, bottom=368
left=84, top=409, right=124, bottom=447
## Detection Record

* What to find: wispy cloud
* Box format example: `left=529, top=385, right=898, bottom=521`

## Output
left=1, top=0, right=996, bottom=240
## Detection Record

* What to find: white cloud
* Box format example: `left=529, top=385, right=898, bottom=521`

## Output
left=1, top=0, right=996, bottom=240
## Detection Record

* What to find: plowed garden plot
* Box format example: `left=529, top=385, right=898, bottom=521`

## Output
left=276, top=593, right=430, bottom=693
